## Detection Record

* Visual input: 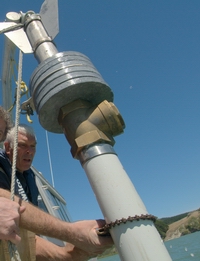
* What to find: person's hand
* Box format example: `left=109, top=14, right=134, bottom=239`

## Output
left=35, top=235, right=97, bottom=261
left=64, top=242, right=96, bottom=261
left=70, top=219, right=113, bottom=255
left=0, top=197, right=25, bottom=244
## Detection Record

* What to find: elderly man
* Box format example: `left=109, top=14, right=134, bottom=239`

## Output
left=0, top=123, right=112, bottom=260
left=0, top=106, right=26, bottom=245
left=0, top=124, right=38, bottom=205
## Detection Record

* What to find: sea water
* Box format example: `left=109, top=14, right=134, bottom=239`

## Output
left=99, top=231, right=200, bottom=261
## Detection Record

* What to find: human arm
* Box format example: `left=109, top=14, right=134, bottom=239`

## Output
left=0, top=188, right=113, bottom=255
left=0, top=197, right=25, bottom=244
left=36, top=236, right=93, bottom=261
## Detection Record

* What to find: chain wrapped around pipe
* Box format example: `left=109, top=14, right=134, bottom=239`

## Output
left=97, top=214, right=157, bottom=236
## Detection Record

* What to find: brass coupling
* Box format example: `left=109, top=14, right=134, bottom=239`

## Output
left=58, top=99, right=125, bottom=158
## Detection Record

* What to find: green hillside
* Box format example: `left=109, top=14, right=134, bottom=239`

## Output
left=160, top=212, right=190, bottom=225
left=155, top=209, right=200, bottom=239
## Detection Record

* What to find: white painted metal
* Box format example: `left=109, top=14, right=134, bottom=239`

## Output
left=82, top=152, right=172, bottom=261
left=1, top=36, right=15, bottom=111
left=0, top=21, right=33, bottom=54
left=6, top=12, right=21, bottom=23
left=40, top=0, right=59, bottom=39
left=5, top=28, right=33, bottom=54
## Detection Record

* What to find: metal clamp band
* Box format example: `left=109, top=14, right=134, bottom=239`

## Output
left=79, top=143, right=117, bottom=165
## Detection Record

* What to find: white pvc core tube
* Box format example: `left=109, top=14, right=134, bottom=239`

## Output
left=82, top=151, right=172, bottom=261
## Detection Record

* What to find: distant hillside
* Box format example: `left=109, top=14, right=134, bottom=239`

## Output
left=163, top=209, right=200, bottom=241
left=160, top=212, right=190, bottom=225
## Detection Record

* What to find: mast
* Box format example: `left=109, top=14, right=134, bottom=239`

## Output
left=1, top=12, right=20, bottom=113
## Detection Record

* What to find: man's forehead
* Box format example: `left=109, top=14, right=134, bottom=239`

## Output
left=18, top=132, right=37, bottom=143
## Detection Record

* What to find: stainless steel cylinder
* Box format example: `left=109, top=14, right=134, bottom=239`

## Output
left=30, top=51, right=113, bottom=133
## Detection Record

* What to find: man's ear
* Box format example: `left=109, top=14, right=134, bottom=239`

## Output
left=4, top=141, right=11, bottom=154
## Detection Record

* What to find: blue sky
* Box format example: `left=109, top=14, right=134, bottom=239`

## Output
left=0, top=0, right=200, bottom=221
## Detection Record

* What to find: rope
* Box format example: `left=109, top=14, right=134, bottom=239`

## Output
left=7, top=82, right=29, bottom=113
left=8, top=243, right=22, bottom=261
left=8, top=50, right=23, bottom=261
left=10, top=50, right=23, bottom=201
left=45, top=131, right=55, bottom=187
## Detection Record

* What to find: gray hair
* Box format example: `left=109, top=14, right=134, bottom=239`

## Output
left=5, top=124, right=37, bottom=148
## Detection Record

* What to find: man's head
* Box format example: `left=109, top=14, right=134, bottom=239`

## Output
left=0, top=106, right=12, bottom=142
left=4, top=124, right=37, bottom=173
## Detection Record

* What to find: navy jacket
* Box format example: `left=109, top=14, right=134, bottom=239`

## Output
left=0, top=149, right=39, bottom=206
